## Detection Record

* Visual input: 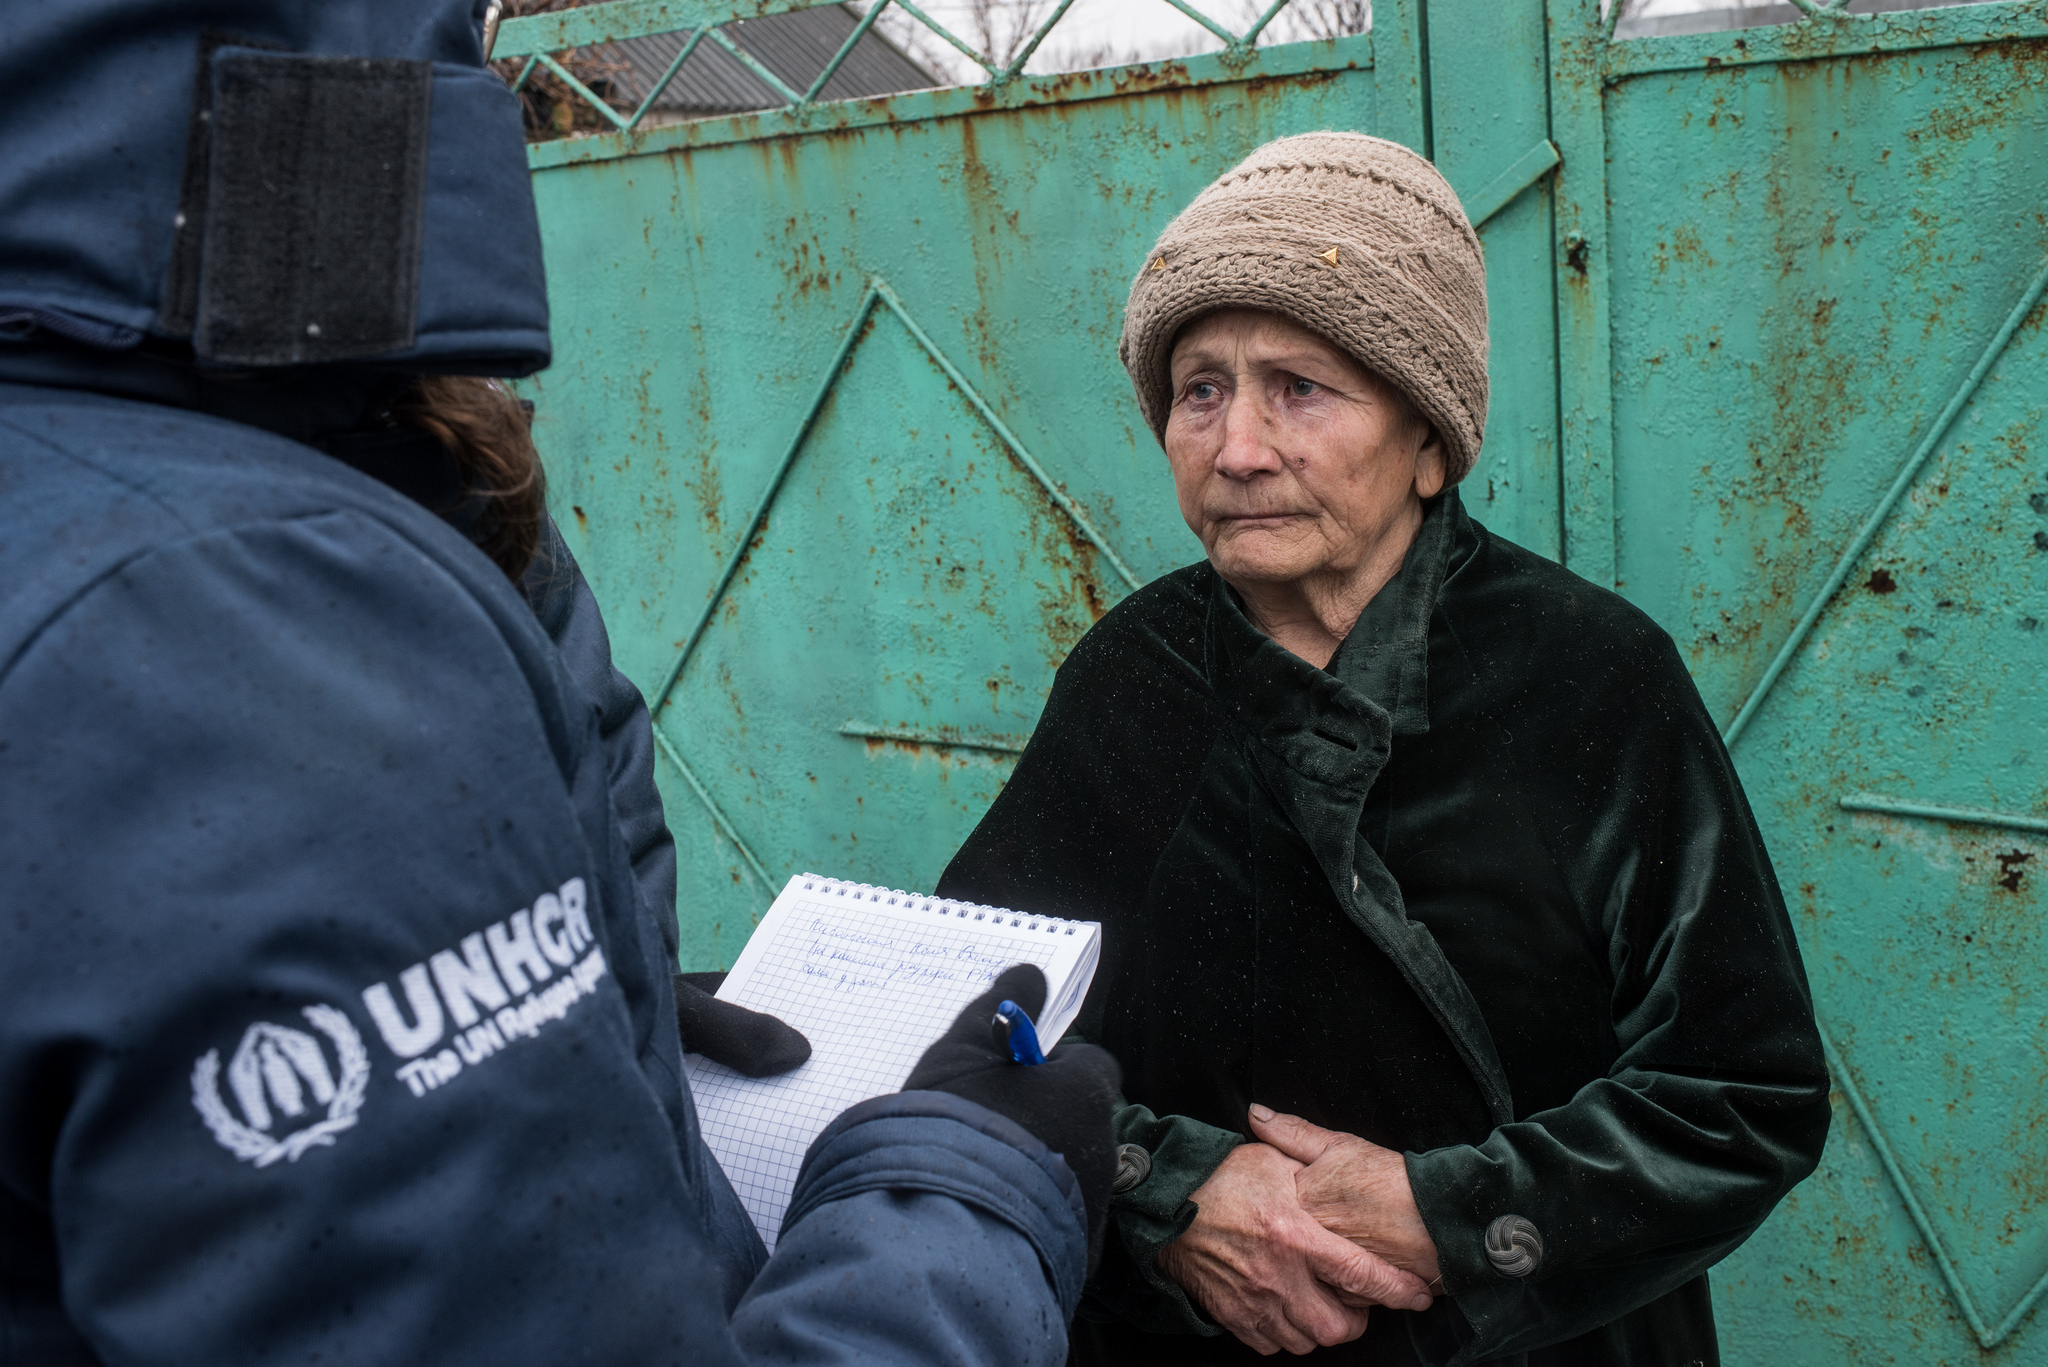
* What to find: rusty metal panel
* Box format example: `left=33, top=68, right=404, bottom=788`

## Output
left=1568, top=2, right=2048, bottom=1358
left=1426, top=0, right=1563, bottom=559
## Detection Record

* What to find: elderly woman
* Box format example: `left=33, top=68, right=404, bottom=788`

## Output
left=936, top=133, right=1831, bottom=1365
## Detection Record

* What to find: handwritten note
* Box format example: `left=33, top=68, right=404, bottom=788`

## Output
left=684, top=875, right=1100, bottom=1249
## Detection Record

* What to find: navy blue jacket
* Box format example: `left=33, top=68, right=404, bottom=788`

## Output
left=0, top=377, right=1087, bottom=1364
left=0, top=0, right=1087, bottom=1359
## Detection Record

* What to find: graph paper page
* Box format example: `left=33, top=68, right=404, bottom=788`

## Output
left=683, top=874, right=1100, bottom=1250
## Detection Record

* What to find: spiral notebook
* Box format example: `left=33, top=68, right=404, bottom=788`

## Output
left=683, top=873, right=1102, bottom=1250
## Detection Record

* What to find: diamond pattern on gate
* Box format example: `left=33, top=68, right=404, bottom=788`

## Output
left=640, top=274, right=1139, bottom=909
left=1724, top=250, right=2048, bottom=1349
left=491, top=0, right=1311, bottom=135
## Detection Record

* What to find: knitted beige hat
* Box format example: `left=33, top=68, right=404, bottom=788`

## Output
left=1119, top=131, right=1489, bottom=483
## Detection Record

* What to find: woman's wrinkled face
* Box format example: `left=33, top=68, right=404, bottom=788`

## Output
left=1163, top=309, right=1446, bottom=588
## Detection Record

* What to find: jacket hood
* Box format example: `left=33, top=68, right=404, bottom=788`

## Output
left=0, top=1, right=549, bottom=376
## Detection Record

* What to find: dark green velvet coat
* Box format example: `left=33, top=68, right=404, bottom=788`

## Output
left=937, top=492, right=1830, bottom=1366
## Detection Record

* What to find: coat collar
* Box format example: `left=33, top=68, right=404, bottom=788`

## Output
left=1202, top=488, right=1460, bottom=756
left=1203, top=563, right=1390, bottom=796
left=1326, top=490, right=1458, bottom=737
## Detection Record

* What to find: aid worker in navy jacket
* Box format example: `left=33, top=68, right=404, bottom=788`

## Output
left=0, top=3, right=1126, bottom=1363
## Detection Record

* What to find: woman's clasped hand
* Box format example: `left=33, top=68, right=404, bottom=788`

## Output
left=1158, top=1105, right=1440, bottom=1355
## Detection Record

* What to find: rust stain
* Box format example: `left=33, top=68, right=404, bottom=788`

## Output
left=1663, top=223, right=1714, bottom=274
left=954, top=118, right=1007, bottom=382
left=1902, top=37, right=2048, bottom=160
left=1865, top=567, right=1898, bottom=594
left=1995, top=849, right=2032, bottom=893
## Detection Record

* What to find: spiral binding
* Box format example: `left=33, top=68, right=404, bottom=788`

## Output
left=796, top=873, right=1084, bottom=937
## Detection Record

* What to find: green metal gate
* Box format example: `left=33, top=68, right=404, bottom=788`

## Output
left=503, top=1, right=2047, bottom=1359
left=1557, top=4, right=2048, bottom=1361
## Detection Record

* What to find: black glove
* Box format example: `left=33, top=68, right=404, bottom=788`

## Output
left=674, top=971, right=811, bottom=1077
left=904, top=965, right=1121, bottom=1270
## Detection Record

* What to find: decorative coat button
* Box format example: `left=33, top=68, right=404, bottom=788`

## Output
left=1485, top=1214, right=1542, bottom=1277
left=1111, top=1142, right=1152, bottom=1195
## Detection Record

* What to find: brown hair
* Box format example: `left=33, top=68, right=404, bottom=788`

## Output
left=391, top=375, right=548, bottom=582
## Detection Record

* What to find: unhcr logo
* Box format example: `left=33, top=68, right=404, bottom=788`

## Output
left=358, top=877, right=608, bottom=1097
left=190, top=876, right=603, bottom=1167
left=191, top=1005, right=369, bottom=1167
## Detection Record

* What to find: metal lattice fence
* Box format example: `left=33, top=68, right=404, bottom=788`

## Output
left=490, top=0, right=1343, bottom=137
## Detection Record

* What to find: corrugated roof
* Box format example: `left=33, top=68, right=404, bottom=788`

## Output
left=608, top=4, right=938, bottom=118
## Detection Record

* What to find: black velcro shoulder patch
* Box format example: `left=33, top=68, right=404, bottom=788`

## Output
left=193, top=52, right=432, bottom=366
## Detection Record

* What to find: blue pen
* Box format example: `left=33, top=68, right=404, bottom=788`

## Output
left=989, top=999, right=1047, bottom=1065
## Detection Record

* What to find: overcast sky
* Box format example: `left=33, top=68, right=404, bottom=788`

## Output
left=872, top=0, right=1261, bottom=80
left=867, top=0, right=1775, bottom=82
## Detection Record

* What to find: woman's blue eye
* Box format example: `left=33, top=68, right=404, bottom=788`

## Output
left=1190, top=381, right=1219, bottom=401
left=1290, top=378, right=1317, bottom=397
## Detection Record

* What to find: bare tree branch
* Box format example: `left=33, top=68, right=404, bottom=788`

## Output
left=965, top=0, right=1062, bottom=69
left=1256, top=0, right=1371, bottom=43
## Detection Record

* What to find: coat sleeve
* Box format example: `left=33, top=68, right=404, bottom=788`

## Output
left=0, top=508, right=1083, bottom=1367
left=1405, top=624, right=1831, bottom=1363
left=737, top=1092, right=1088, bottom=1366
left=1076, top=1102, right=1240, bottom=1335
left=523, top=516, right=680, bottom=965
